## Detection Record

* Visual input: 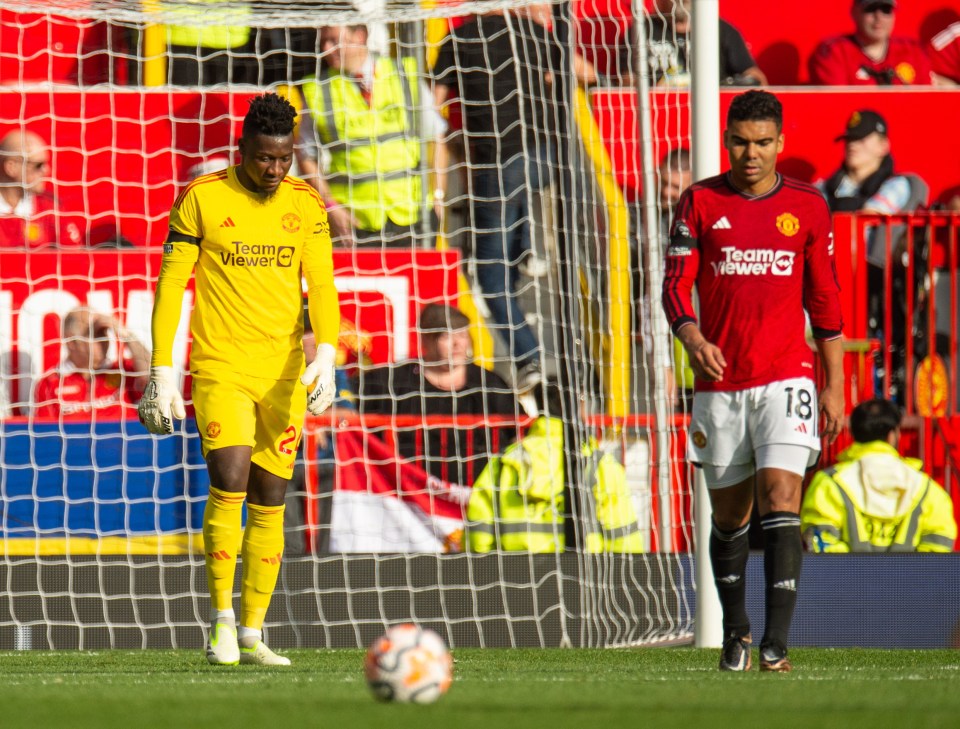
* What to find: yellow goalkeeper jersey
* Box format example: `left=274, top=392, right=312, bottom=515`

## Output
left=152, top=167, right=339, bottom=380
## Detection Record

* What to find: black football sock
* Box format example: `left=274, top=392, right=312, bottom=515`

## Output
left=709, top=520, right=751, bottom=639
left=760, top=511, right=802, bottom=651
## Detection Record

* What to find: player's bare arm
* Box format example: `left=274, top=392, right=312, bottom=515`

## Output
left=816, top=337, right=845, bottom=442
left=296, top=156, right=356, bottom=245
left=676, top=322, right=726, bottom=382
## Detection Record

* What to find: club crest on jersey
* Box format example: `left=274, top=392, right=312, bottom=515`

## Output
left=776, top=212, right=800, bottom=237
left=281, top=212, right=301, bottom=233
left=206, top=422, right=221, bottom=439
left=692, top=431, right=707, bottom=448
left=895, top=62, right=916, bottom=84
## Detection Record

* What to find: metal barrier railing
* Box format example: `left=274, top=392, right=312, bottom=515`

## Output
left=833, top=211, right=960, bottom=508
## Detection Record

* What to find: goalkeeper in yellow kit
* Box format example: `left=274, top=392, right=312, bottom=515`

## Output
left=138, top=93, right=339, bottom=666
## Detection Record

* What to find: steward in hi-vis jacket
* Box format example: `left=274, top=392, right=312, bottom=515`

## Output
left=801, top=399, right=957, bottom=553
left=467, top=415, right=644, bottom=553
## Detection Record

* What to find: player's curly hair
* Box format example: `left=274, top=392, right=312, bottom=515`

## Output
left=726, top=90, right=783, bottom=130
left=242, top=92, right=297, bottom=138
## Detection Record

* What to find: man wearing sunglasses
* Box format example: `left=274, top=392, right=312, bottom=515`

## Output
left=0, top=130, right=84, bottom=248
left=809, top=0, right=934, bottom=85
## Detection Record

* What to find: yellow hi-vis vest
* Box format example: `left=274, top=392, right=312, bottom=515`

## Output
left=801, top=440, right=957, bottom=553
left=164, top=0, right=251, bottom=49
left=467, top=417, right=644, bottom=553
left=300, top=56, right=422, bottom=233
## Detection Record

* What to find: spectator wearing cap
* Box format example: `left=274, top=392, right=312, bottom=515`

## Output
left=817, top=110, right=920, bottom=215
left=818, top=110, right=928, bottom=404
left=928, top=19, right=960, bottom=85
left=809, top=0, right=935, bottom=85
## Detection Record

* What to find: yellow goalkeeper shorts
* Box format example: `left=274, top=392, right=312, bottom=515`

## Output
left=191, top=370, right=306, bottom=479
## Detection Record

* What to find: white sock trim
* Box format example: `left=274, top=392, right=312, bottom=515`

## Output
left=238, top=626, right=262, bottom=646
left=212, top=608, right=236, bottom=625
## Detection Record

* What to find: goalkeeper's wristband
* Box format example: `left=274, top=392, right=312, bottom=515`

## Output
left=150, top=365, right=177, bottom=385
left=314, top=343, right=337, bottom=371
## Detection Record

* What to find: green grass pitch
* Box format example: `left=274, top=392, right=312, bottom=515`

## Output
left=2, top=648, right=958, bottom=729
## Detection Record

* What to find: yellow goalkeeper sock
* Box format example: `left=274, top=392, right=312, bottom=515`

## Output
left=240, top=502, right=285, bottom=631
left=202, top=486, right=246, bottom=613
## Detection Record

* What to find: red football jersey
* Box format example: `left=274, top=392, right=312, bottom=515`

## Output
left=33, top=361, right=142, bottom=420
left=0, top=193, right=84, bottom=248
left=809, top=35, right=934, bottom=85
left=929, top=22, right=960, bottom=84
left=662, top=173, right=843, bottom=392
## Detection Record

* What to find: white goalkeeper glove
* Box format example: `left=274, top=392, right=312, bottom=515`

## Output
left=138, top=366, right=186, bottom=435
left=301, top=343, right=337, bottom=416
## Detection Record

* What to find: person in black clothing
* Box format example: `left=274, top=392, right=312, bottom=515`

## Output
left=817, top=110, right=921, bottom=217
left=357, top=304, right=519, bottom=486
left=622, top=0, right=767, bottom=86
left=817, top=109, right=928, bottom=403
left=431, top=8, right=562, bottom=393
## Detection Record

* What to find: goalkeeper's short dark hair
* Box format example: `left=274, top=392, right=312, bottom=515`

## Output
left=727, top=89, right=783, bottom=130
left=242, top=92, right=297, bottom=139
left=850, top=398, right=902, bottom=443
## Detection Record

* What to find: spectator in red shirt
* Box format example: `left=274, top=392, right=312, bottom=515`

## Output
left=928, top=20, right=960, bottom=85
left=0, top=130, right=84, bottom=248
left=33, top=308, right=150, bottom=420
left=809, top=0, right=934, bottom=85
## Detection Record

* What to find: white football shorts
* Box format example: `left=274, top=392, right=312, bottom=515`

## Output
left=687, top=377, right=821, bottom=486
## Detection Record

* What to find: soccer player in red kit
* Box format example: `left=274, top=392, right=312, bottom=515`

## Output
left=662, top=90, right=845, bottom=672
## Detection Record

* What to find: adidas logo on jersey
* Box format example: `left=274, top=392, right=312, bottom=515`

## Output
left=711, top=216, right=732, bottom=230
left=220, top=217, right=236, bottom=228
left=795, top=422, right=807, bottom=434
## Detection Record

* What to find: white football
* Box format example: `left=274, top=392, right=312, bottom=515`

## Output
left=364, top=624, right=453, bottom=704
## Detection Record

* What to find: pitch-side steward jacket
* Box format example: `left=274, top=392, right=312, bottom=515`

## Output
left=300, top=57, right=422, bottom=233
left=801, top=440, right=957, bottom=553
left=466, top=417, right=644, bottom=553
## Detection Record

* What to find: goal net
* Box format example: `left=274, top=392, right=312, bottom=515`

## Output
left=0, top=0, right=695, bottom=650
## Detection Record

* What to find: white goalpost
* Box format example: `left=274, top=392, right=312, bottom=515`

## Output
left=0, top=0, right=699, bottom=650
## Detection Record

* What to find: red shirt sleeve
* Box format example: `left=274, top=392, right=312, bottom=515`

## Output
left=119, top=358, right=145, bottom=403
left=929, top=23, right=960, bottom=83
left=33, top=373, right=60, bottom=417
left=661, top=187, right=700, bottom=334
left=803, top=196, right=844, bottom=339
